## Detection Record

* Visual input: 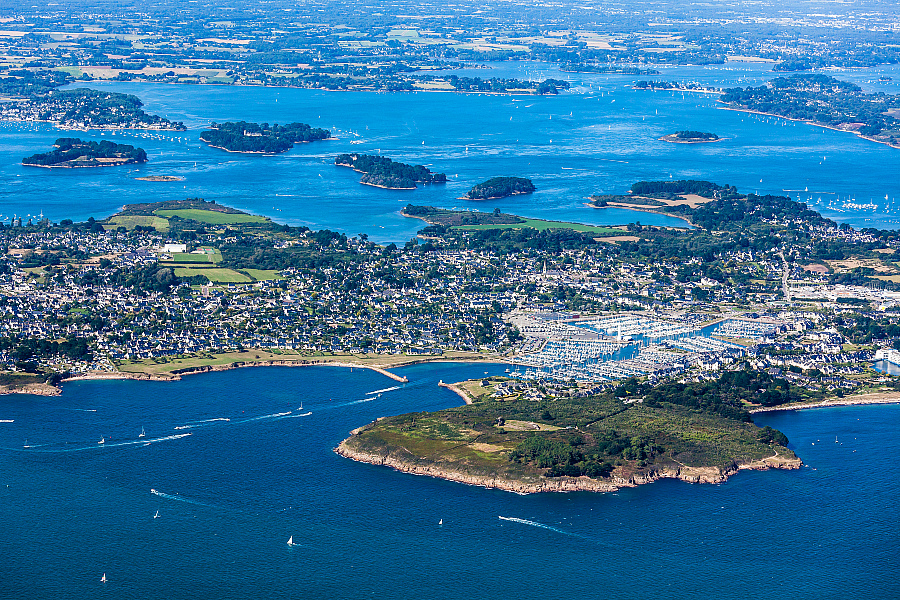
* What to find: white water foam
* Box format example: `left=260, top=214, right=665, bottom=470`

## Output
left=498, top=516, right=587, bottom=539
left=366, top=385, right=401, bottom=395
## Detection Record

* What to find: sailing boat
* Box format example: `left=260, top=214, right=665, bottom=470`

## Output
left=287, top=536, right=295, bottom=546
left=154, top=510, right=159, bottom=519
left=98, top=437, right=105, bottom=445
left=139, top=427, right=146, bottom=438
left=101, top=573, right=107, bottom=583
left=439, top=519, right=443, bottom=526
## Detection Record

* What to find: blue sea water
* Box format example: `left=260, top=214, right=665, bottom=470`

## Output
left=1, top=62, right=899, bottom=242
left=0, top=364, right=896, bottom=599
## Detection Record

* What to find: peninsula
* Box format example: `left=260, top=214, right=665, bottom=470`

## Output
left=660, top=131, right=720, bottom=143
left=721, top=74, right=900, bottom=148
left=200, top=121, right=332, bottom=154
left=2, top=87, right=185, bottom=131
left=335, top=154, right=447, bottom=189
left=23, top=138, right=148, bottom=168
left=337, top=372, right=801, bottom=494
left=465, top=177, right=535, bottom=200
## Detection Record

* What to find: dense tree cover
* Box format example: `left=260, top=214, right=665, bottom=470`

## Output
left=721, top=74, right=900, bottom=139
left=837, top=314, right=900, bottom=344
left=510, top=430, right=654, bottom=478
left=403, top=205, right=523, bottom=226
left=673, top=130, right=718, bottom=140
left=535, top=78, right=571, bottom=95
left=637, top=368, right=808, bottom=413
left=23, top=138, right=147, bottom=166
left=0, top=69, right=72, bottom=96
left=466, top=177, right=536, bottom=200
left=561, top=64, right=658, bottom=75
left=220, top=232, right=356, bottom=271
left=667, top=192, right=834, bottom=231
left=106, top=265, right=181, bottom=294
left=445, top=76, right=570, bottom=95
left=631, top=180, right=737, bottom=199
left=200, top=121, right=331, bottom=153
left=335, top=154, right=446, bottom=189
left=38, top=89, right=185, bottom=130
left=0, top=336, right=92, bottom=362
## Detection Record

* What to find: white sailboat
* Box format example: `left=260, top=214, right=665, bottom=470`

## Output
left=287, top=536, right=295, bottom=546
left=139, top=427, right=146, bottom=438
left=101, top=573, right=107, bottom=583
left=98, top=437, right=105, bottom=445
left=439, top=519, right=443, bottom=526
left=154, top=510, right=159, bottom=519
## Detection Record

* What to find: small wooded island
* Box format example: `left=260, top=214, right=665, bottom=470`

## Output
left=200, top=121, right=331, bottom=154
left=335, top=154, right=447, bottom=189
left=660, top=130, right=721, bottom=143
left=465, top=176, right=536, bottom=200
left=337, top=372, right=800, bottom=494
left=22, top=138, right=148, bottom=168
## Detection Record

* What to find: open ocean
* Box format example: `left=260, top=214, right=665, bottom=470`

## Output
left=0, top=364, right=897, bottom=599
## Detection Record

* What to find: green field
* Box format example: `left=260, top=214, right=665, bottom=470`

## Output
left=107, top=215, right=169, bottom=231
left=155, top=209, right=267, bottom=225
left=173, top=267, right=252, bottom=283
left=172, top=253, right=212, bottom=263
left=241, top=269, right=283, bottom=281
left=455, top=218, right=626, bottom=234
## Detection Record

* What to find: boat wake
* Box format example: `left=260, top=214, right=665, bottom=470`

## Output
left=19, top=433, right=192, bottom=453
left=236, top=411, right=293, bottom=423
left=326, top=398, right=376, bottom=410
left=287, top=411, right=313, bottom=418
left=150, top=488, right=211, bottom=507
left=174, top=418, right=230, bottom=430
left=366, top=385, right=401, bottom=395
left=498, top=516, right=588, bottom=539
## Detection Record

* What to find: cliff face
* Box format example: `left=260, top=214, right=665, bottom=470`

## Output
left=335, top=436, right=801, bottom=495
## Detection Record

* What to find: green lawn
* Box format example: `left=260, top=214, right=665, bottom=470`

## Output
left=173, top=267, right=252, bottom=283
left=154, top=209, right=267, bottom=225
left=172, top=253, right=212, bottom=263
left=107, top=215, right=169, bottom=231
left=455, top=218, right=626, bottom=234
left=241, top=269, right=283, bottom=281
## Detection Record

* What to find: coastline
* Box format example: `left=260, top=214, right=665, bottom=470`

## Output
left=749, top=392, right=900, bottom=413
left=658, top=134, right=723, bottom=144
left=590, top=201, right=695, bottom=227
left=459, top=190, right=533, bottom=201
left=22, top=159, right=144, bottom=169
left=438, top=380, right=473, bottom=404
left=37, top=353, right=503, bottom=396
left=717, top=104, right=900, bottom=150
left=334, top=438, right=800, bottom=494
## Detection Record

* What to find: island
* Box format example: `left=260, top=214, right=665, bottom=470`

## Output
left=465, top=177, right=535, bottom=200
left=561, top=64, right=659, bottom=75
left=336, top=372, right=800, bottom=494
left=199, top=121, right=332, bottom=154
left=335, top=154, right=446, bottom=189
left=22, top=138, right=148, bottom=168
left=659, top=130, right=721, bottom=143
left=135, top=175, right=184, bottom=182
left=426, top=76, right=571, bottom=95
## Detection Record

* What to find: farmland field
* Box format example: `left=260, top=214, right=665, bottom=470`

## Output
left=173, top=267, right=253, bottom=283
left=107, top=215, right=169, bottom=231
left=154, top=209, right=267, bottom=225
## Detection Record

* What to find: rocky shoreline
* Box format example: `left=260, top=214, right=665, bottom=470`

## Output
left=749, top=393, right=900, bottom=413
left=334, top=439, right=801, bottom=494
